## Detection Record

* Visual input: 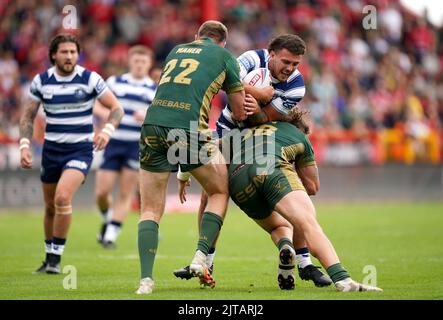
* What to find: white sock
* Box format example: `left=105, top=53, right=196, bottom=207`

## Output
left=52, top=243, right=65, bottom=256
left=296, top=248, right=313, bottom=269
left=45, top=241, right=52, bottom=254
left=206, top=252, right=216, bottom=267
left=104, top=223, right=121, bottom=242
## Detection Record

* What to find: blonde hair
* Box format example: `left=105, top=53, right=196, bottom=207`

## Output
left=128, top=45, right=153, bottom=59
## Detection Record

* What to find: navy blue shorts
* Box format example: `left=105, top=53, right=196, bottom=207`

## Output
left=99, top=139, right=139, bottom=171
left=216, top=124, right=224, bottom=139
left=41, top=140, right=93, bottom=183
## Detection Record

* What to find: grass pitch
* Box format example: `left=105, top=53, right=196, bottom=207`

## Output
left=0, top=202, right=442, bottom=300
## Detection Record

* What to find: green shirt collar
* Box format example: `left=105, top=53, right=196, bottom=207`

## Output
left=199, top=37, right=215, bottom=44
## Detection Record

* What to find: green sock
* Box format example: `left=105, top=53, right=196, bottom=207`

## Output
left=277, top=238, right=294, bottom=251
left=197, top=212, right=223, bottom=255
left=138, top=220, right=159, bottom=279
left=326, top=263, right=350, bottom=283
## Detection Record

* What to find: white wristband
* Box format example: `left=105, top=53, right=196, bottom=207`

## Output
left=19, top=138, right=30, bottom=150
left=105, top=123, right=115, bottom=131
left=177, top=170, right=191, bottom=181
left=20, top=138, right=30, bottom=145
left=101, top=123, right=115, bottom=137
left=19, top=144, right=30, bottom=150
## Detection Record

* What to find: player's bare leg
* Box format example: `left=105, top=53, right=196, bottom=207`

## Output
left=292, top=222, right=332, bottom=287
left=47, top=169, right=85, bottom=274
left=187, top=151, right=229, bottom=288
left=275, top=190, right=382, bottom=292
left=275, top=191, right=339, bottom=267
left=95, top=169, right=118, bottom=244
left=173, top=190, right=219, bottom=280
left=33, top=183, right=57, bottom=274
left=254, top=212, right=296, bottom=289
left=42, top=183, right=57, bottom=241
left=102, top=168, right=139, bottom=248
left=136, top=169, right=170, bottom=294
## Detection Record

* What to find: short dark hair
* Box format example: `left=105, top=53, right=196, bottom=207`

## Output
left=48, top=34, right=80, bottom=65
left=268, top=34, right=306, bottom=56
left=197, top=20, right=228, bottom=44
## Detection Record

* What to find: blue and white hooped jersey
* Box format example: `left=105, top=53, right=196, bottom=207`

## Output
left=29, top=65, right=108, bottom=144
left=107, top=73, right=157, bottom=141
left=217, top=49, right=306, bottom=132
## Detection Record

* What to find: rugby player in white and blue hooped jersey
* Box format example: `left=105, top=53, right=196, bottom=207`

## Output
left=19, top=34, right=123, bottom=274
left=175, top=35, right=332, bottom=288
left=216, top=35, right=307, bottom=136
left=94, top=45, right=157, bottom=249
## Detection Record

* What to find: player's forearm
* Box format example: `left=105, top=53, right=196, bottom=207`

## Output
left=302, top=177, right=319, bottom=196
left=244, top=85, right=271, bottom=105
left=245, top=103, right=285, bottom=127
left=106, top=105, right=124, bottom=128
left=19, top=117, right=34, bottom=141
left=98, top=90, right=124, bottom=128
left=228, top=91, right=247, bottom=121
left=19, top=102, right=39, bottom=140
left=244, top=84, right=261, bottom=100
left=296, top=166, right=320, bottom=195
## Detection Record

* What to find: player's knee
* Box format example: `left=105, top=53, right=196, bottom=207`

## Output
left=117, top=189, right=133, bottom=203
left=54, top=191, right=72, bottom=207
left=205, top=181, right=229, bottom=197
left=95, top=185, right=108, bottom=200
left=206, top=189, right=229, bottom=201
left=283, top=220, right=293, bottom=232
left=272, top=224, right=292, bottom=238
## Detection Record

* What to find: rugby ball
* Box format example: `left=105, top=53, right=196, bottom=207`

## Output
left=243, top=68, right=272, bottom=88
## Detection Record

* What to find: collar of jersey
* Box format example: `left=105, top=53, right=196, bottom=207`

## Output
left=198, top=37, right=214, bottom=44
left=122, top=72, right=152, bottom=85
left=53, top=65, right=79, bottom=82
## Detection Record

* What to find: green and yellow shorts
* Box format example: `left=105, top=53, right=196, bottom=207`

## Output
left=139, top=124, right=218, bottom=173
left=228, top=162, right=306, bottom=220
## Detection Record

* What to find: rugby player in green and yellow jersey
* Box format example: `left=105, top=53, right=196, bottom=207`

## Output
left=222, top=111, right=382, bottom=292
left=136, top=21, right=247, bottom=294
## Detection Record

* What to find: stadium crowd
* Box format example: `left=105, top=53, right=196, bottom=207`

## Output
left=0, top=0, right=442, bottom=164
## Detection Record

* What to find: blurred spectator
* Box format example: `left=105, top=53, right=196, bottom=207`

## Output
left=379, top=2, right=403, bottom=44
